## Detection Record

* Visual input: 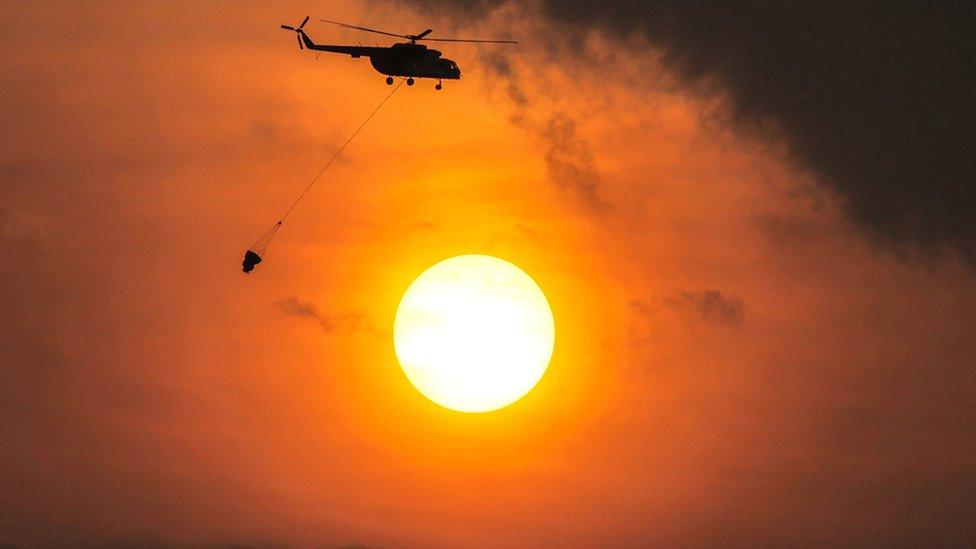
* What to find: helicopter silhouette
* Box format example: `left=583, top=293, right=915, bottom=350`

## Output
left=280, top=17, right=517, bottom=90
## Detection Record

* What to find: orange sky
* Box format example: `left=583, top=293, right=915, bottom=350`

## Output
left=2, top=1, right=975, bottom=546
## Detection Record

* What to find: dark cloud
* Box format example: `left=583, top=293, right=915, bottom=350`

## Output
left=630, top=290, right=745, bottom=328
left=275, top=297, right=361, bottom=333
left=479, top=49, right=528, bottom=107
left=667, top=289, right=744, bottom=325
left=475, top=49, right=605, bottom=210
left=405, top=0, right=976, bottom=263
left=541, top=113, right=606, bottom=209
left=753, top=212, right=824, bottom=247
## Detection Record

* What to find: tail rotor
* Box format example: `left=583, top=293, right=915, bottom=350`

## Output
left=280, top=16, right=310, bottom=49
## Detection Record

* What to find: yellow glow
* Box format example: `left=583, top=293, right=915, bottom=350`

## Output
left=393, top=255, right=555, bottom=413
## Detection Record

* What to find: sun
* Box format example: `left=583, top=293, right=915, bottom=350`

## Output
left=393, top=255, right=555, bottom=413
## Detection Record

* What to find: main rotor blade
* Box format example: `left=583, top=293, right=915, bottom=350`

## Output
left=412, top=29, right=433, bottom=40
left=319, top=19, right=409, bottom=40
left=421, top=38, right=519, bottom=44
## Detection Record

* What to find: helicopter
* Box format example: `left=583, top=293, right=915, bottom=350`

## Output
left=279, top=17, right=517, bottom=90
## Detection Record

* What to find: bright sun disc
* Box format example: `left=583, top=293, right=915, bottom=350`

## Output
left=393, top=255, right=555, bottom=413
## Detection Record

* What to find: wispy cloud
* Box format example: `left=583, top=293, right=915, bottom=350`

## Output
left=666, top=289, right=744, bottom=325
left=275, top=297, right=363, bottom=333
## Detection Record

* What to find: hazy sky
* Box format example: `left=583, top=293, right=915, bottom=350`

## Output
left=2, top=1, right=974, bottom=546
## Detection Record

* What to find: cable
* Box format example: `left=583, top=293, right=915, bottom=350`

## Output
left=278, top=78, right=405, bottom=222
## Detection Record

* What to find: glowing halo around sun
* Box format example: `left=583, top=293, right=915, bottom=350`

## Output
left=393, top=255, right=555, bottom=413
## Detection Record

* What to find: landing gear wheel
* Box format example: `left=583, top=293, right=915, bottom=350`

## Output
left=435, top=80, right=443, bottom=91
left=385, top=76, right=394, bottom=85
left=406, top=77, right=415, bottom=86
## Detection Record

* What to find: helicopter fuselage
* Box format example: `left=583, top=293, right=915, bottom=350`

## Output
left=371, top=43, right=461, bottom=79
left=299, top=32, right=461, bottom=80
